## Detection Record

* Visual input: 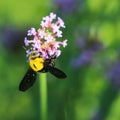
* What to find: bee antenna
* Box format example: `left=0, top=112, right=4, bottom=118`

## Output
left=23, top=46, right=27, bottom=50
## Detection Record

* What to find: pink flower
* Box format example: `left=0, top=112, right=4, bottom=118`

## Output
left=44, top=34, right=54, bottom=42
left=56, top=31, right=62, bottom=37
left=43, top=16, right=50, bottom=21
left=32, top=40, right=41, bottom=51
left=56, top=50, right=61, bottom=57
left=53, top=42, right=60, bottom=49
left=52, top=24, right=60, bottom=33
left=24, top=12, right=67, bottom=60
left=38, top=29, right=46, bottom=38
left=49, top=12, right=56, bottom=21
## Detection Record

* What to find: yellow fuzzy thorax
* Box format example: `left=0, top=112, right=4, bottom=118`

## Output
left=29, top=57, right=44, bottom=72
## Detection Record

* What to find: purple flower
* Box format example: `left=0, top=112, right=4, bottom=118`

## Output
left=76, top=37, right=103, bottom=52
left=71, top=37, right=103, bottom=67
left=2, top=26, right=25, bottom=52
left=53, top=0, right=80, bottom=14
left=108, top=62, right=120, bottom=88
left=91, top=110, right=102, bottom=120
left=71, top=50, right=93, bottom=67
left=24, top=12, right=67, bottom=60
left=24, top=37, right=29, bottom=46
left=27, top=27, right=36, bottom=36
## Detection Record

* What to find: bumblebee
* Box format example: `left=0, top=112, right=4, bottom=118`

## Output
left=19, top=51, right=67, bottom=91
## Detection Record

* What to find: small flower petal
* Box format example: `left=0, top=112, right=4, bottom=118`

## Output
left=24, top=37, right=29, bottom=46
left=38, top=29, right=46, bottom=38
left=45, top=34, right=54, bottom=42
left=52, top=24, right=60, bottom=33
left=50, top=12, right=56, bottom=21
left=56, top=30, right=62, bottom=37
left=56, top=50, right=61, bottom=57
left=54, top=42, right=60, bottom=49
left=58, top=17, right=65, bottom=28
left=27, top=28, right=36, bottom=36
left=62, top=39, right=67, bottom=47
left=43, top=16, right=50, bottom=21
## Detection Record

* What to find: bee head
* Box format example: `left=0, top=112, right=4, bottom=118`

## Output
left=29, top=51, right=40, bottom=60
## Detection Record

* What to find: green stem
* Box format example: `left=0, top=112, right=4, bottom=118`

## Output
left=39, top=73, right=47, bottom=120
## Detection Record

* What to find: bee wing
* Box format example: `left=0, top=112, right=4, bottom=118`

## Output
left=48, top=66, right=67, bottom=79
left=19, top=68, right=37, bottom=91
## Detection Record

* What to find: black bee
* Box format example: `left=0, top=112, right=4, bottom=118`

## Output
left=19, top=52, right=67, bottom=91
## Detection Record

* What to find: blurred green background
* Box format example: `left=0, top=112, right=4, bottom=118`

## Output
left=0, top=0, right=120, bottom=120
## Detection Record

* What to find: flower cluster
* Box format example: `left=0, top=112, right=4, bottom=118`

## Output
left=24, top=12, right=67, bottom=60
